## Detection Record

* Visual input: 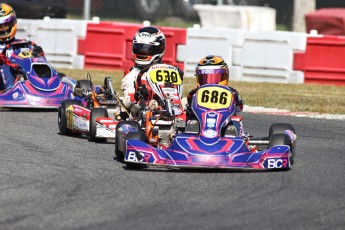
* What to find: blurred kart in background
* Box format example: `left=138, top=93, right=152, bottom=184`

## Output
left=2, top=0, right=66, bottom=19
left=120, top=84, right=297, bottom=170
left=115, top=64, right=187, bottom=162
left=0, top=41, right=75, bottom=109
left=58, top=75, right=125, bottom=142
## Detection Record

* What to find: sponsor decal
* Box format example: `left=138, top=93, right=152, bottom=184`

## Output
left=74, top=116, right=89, bottom=130
left=127, top=151, right=144, bottom=162
left=264, top=158, right=289, bottom=169
left=139, top=32, right=151, bottom=38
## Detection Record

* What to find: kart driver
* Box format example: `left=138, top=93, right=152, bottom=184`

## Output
left=121, top=26, right=184, bottom=114
left=186, top=55, right=244, bottom=135
left=187, top=55, right=243, bottom=113
left=0, top=3, right=44, bottom=91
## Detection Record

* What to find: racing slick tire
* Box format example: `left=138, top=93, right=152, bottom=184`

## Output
left=269, top=123, right=295, bottom=137
left=75, top=79, right=92, bottom=91
left=58, top=100, right=83, bottom=135
left=125, top=132, right=149, bottom=170
left=115, top=121, right=141, bottom=162
left=89, top=108, right=109, bottom=143
left=269, top=123, right=296, bottom=163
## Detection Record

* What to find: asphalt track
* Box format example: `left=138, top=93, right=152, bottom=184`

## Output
left=0, top=109, right=344, bottom=230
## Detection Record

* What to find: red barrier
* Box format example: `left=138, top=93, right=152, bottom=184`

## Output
left=306, top=8, right=345, bottom=35
left=78, top=22, right=186, bottom=73
left=293, top=35, right=345, bottom=86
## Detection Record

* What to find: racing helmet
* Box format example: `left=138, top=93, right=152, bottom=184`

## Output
left=132, top=26, right=166, bottom=67
left=195, top=55, right=229, bottom=86
left=0, top=3, right=17, bottom=42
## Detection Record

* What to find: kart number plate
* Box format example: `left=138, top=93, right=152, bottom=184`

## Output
left=197, top=86, right=233, bottom=110
left=148, top=67, right=182, bottom=85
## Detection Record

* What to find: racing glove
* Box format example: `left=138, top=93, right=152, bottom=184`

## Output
left=32, top=44, right=45, bottom=57
left=134, top=85, right=149, bottom=101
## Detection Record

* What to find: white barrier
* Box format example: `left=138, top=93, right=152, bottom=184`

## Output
left=177, top=27, right=307, bottom=83
left=16, top=18, right=308, bottom=84
left=177, top=27, right=244, bottom=77
left=17, top=19, right=89, bottom=69
left=233, top=30, right=306, bottom=83
left=193, top=4, right=276, bottom=31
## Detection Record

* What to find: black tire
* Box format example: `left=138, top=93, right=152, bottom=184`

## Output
left=57, top=72, right=66, bottom=80
left=75, top=79, right=92, bottom=92
left=269, top=123, right=295, bottom=137
left=268, top=133, right=291, bottom=148
left=125, top=132, right=149, bottom=170
left=115, top=121, right=141, bottom=162
left=58, top=100, right=83, bottom=135
left=89, top=108, right=108, bottom=142
left=269, top=123, right=296, bottom=163
left=269, top=133, right=295, bottom=165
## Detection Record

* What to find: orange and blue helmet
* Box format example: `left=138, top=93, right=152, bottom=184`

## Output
left=195, top=55, right=229, bottom=86
left=0, top=3, right=17, bottom=42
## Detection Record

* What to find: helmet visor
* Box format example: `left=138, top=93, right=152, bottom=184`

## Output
left=196, top=69, right=226, bottom=85
left=0, top=21, right=13, bottom=35
left=133, top=43, right=161, bottom=56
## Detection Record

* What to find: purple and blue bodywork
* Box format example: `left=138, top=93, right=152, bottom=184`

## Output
left=0, top=48, right=76, bottom=109
left=124, top=84, right=293, bottom=170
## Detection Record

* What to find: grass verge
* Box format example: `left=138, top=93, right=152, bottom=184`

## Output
left=58, top=68, right=345, bottom=114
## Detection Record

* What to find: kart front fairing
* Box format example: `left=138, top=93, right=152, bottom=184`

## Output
left=124, top=84, right=291, bottom=170
left=125, top=135, right=290, bottom=169
left=0, top=80, right=74, bottom=108
left=0, top=47, right=75, bottom=108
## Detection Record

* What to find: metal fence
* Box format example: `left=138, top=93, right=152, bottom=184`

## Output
left=14, top=0, right=345, bottom=31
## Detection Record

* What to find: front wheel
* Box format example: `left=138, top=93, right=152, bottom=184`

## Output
left=58, top=100, right=83, bottom=135
left=89, top=108, right=108, bottom=142
left=125, top=132, right=149, bottom=170
left=115, top=121, right=141, bottom=162
left=269, top=123, right=296, bottom=163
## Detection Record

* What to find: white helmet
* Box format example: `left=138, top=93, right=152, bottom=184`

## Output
left=132, top=27, right=166, bottom=68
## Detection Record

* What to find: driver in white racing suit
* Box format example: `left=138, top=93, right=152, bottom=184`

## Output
left=121, top=26, right=183, bottom=113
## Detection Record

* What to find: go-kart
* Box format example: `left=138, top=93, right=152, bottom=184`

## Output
left=0, top=40, right=75, bottom=109
left=121, top=84, right=297, bottom=170
left=115, top=63, right=186, bottom=161
left=58, top=75, right=124, bottom=142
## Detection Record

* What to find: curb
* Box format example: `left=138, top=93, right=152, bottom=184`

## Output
left=243, top=106, right=345, bottom=120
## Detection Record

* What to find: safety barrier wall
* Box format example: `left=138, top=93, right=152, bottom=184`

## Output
left=78, top=21, right=186, bottom=71
left=15, top=19, right=345, bottom=86
left=193, top=4, right=276, bottom=31
left=294, top=35, right=345, bottom=85
left=178, top=27, right=306, bottom=84
left=17, top=19, right=88, bottom=69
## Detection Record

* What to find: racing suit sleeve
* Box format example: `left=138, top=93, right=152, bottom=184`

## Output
left=186, top=87, right=199, bottom=120
left=229, top=86, right=244, bottom=112
left=121, top=68, right=137, bottom=109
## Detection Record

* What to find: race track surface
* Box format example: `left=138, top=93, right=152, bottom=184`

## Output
left=0, top=109, right=344, bottom=230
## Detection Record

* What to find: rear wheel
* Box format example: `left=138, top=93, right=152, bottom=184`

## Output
left=269, top=133, right=291, bottom=147
left=89, top=108, right=108, bottom=142
left=115, top=121, right=141, bottom=162
left=58, top=100, right=83, bottom=135
left=269, top=123, right=295, bottom=137
left=125, top=132, right=149, bottom=170
left=75, top=79, right=92, bottom=91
